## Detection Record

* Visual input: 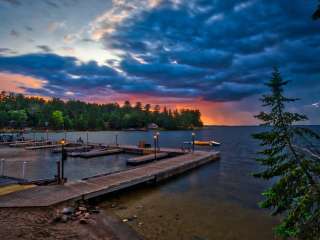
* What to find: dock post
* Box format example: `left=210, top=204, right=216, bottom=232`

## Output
left=115, top=134, right=118, bottom=146
left=56, top=161, right=61, bottom=184
left=156, top=132, right=160, bottom=151
left=192, top=132, right=195, bottom=153
left=0, top=159, right=4, bottom=176
left=153, top=135, right=157, bottom=160
left=22, top=161, right=27, bottom=179
left=86, top=132, right=89, bottom=146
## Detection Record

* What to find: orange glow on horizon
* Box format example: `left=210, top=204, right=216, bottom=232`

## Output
left=0, top=74, right=257, bottom=125
left=0, top=72, right=45, bottom=93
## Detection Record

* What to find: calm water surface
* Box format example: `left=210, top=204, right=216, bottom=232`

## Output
left=2, top=126, right=319, bottom=239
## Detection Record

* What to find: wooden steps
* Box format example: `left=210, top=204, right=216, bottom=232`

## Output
left=127, top=152, right=168, bottom=165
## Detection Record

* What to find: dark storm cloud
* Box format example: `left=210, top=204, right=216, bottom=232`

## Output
left=1, top=0, right=320, bottom=103
left=10, top=29, right=19, bottom=37
left=45, top=0, right=59, bottom=8
left=102, top=0, right=320, bottom=102
left=0, top=48, right=17, bottom=55
left=0, top=53, right=179, bottom=98
left=0, top=0, right=21, bottom=6
left=0, top=53, right=123, bottom=95
left=37, top=45, right=53, bottom=53
left=25, top=26, right=33, bottom=31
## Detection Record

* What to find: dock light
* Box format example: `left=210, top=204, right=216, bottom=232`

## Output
left=153, top=135, right=157, bottom=160
left=192, top=132, right=196, bottom=152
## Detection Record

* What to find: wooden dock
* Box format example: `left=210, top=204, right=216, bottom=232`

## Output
left=127, top=152, right=168, bottom=165
left=25, top=144, right=62, bottom=150
left=9, top=140, right=50, bottom=148
left=0, top=150, right=219, bottom=207
left=78, top=148, right=124, bottom=158
left=52, top=145, right=93, bottom=153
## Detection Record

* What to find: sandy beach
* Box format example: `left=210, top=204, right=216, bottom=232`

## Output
left=0, top=204, right=142, bottom=240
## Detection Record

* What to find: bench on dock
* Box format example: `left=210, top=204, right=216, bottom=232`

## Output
left=78, top=148, right=123, bottom=158
left=127, top=152, right=168, bottom=165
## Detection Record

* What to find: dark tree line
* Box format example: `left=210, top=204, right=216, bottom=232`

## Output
left=0, top=92, right=203, bottom=130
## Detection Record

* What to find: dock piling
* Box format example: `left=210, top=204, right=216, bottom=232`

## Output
left=22, top=161, right=27, bottom=179
left=0, top=159, right=4, bottom=176
left=153, top=135, right=157, bottom=160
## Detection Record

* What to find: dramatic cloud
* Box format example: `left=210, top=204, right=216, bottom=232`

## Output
left=37, top=45, right=53, bottom=53
left=102, top=0, right=320, bottom=102
left=0, top=0, right=319, bottom=124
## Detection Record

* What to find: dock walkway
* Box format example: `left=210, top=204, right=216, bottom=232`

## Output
left=0, top=150, right=219, bottom=207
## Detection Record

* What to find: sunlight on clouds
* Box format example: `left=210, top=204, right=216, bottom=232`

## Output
left=90, top=0, right=162, bottom=41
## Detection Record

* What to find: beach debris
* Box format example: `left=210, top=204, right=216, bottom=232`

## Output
left=79, top=218, right=88, bottom=224
left=117, top=205, right=127, bottom=210
left=111, top=203, right=118, bottom=208
left=192, top=236, right=208, bottom=240
left=54, top=203, right=100, bottom=224
left=62, top=207, right=74, bottom=215
left=122, top=218, right=129, bottom=222
left=61, top=215, right=69, bottom=223
left=78, top=206, right=87, bottom=212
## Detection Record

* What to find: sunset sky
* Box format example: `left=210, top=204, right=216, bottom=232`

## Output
left=0, top=0, right=319, bottom=125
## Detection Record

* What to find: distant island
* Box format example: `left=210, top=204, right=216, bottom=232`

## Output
left=0, top=91, right=203, bottom=131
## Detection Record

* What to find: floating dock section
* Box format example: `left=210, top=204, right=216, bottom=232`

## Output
left=78, top=148, right=123, bottom=158
left=127, top=152, right=168, bottom=165
left=0, top=148, right=220, bottom=207
left=51, top=145, right=93, bottom=153
left=9, top=140, right=51, bottom=148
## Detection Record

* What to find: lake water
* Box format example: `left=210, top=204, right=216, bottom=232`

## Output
left=1, top=126, right=319, bottom=239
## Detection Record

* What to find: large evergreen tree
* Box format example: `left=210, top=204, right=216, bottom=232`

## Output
left=253, top=68, right=320, bottom=239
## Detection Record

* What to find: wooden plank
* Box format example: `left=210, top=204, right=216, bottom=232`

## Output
left=127, top=152, right=168, bottom=165
left=0, top=150, right=219, bottom=208
left=25, top=144, right=62, bottom=150
left=78, top=148, right=123, bottom=158
left=0, top=140, right=33, bottom=146
left=51, top=145, right=92, bottom=153
left=9, top=141, right=51, bottom=148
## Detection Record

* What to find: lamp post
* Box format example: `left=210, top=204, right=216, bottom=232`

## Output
left=60, top=139, right=67, bottom=184
left=153, top=135, right=157, bottom=160
left=156, top=131, right=160, bottom=151
left=192, top=132, right=196, bottom=152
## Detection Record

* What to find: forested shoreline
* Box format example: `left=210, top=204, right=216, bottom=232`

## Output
left=0, top=92, right=203, bottom=130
